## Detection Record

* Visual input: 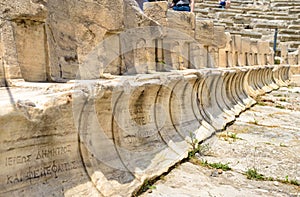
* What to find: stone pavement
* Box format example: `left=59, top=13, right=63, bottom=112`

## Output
left=142, top=85, right=300, bottom=197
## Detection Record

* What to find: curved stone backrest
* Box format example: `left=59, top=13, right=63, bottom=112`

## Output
left=0, top=1, right=297, bottom=196
left=0, top=64, right=290, bottom=196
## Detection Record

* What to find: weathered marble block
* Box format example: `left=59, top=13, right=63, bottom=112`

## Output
left=167, top=10, right=195, bottom=38
left=13, top=20, right=47, bottom=82
left=195, top=20, right=214, bottom=46
left=0, top=64, right=292, bottom=196
left=144, top=1, right=168, bottom=26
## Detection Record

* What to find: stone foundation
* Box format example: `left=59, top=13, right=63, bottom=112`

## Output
left=0, top=0, right=298, bottom=196
left=0, top=65, right=290, bottom=196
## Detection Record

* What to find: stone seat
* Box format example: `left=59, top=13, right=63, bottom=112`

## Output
left=271, top=2, right=300, bottom=7
left=194, top=8, right=210, bottom=15
left=277, top=34, right=300, bottom=42
left=196, top=0, right=300, bottom=53
left=270, top=7, right=294, bottom=12
left=234, top=16, right=298, bottom=28
left=292, top=19, right=300, bottom=24
left=215, top=12, right=239, bottom=19
left=250, top=20, right=287, bottom=28
left=227, top=5, right=262, bottom=11
left=270, top=0, right=300, bottom=2
left=229, top=30, right=262, bottom=39
left=231, top=13, right=291, bottom=22
left=279, top=29, right=300, bottom=35
left=232, top=19, right=251, bottom=26
left=287, top=24, right=300, bottom=30
left=280, top=41, right=300, bottom=49
left=257, top=15, right=298, bottom=20
left=247, top=10, right=289, bottom=16
left=195, top=13, right=215, bottom=19
left=195, top=2, right=221, bottom=9
left=253, top=27, right=276, bottom=36
left=225, top=25, right=248, bottom=32
left=210, top=7, right=248, bottom=13
left=289, top=8, right=300, bottom=15
left=230, top=0, right=256, bottom=5
left=218, top=19, right=235, bottom=26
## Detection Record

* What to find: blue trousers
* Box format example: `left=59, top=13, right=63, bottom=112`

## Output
left=219, top=1, right=226, bottom=8
left=173, top=5, right=191, bottom=12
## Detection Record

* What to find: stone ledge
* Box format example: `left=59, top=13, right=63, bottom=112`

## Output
left=0, top=66, right=291, bottom=196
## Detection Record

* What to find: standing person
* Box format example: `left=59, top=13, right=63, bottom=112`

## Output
left=170, top=0, right=195, bottom=12
left=219, top=0, right=226, bottom=8
left=219, top=0, right=230, bottom=8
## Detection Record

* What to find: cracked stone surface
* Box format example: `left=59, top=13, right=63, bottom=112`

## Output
left=142, top=85, right=300, bottom=197
left=0, top=67, right=291, bottom=196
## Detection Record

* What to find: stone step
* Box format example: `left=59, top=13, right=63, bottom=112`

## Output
left=215, top=11, right=240, bottom=18
left=215, top=10, right=296, bottom=20
left=279, top=29, right=300, bottom=35
left=222, top=25, right=245, bottom=32
left=194, top=2, right=212, bottom=7
left=287, top=25, right=300, bottom=30
left=219, top=19, right=235, bottom=26
left=194, top=8, right=210, bottom=15
left=194, top=0, right=300, bottom=50
left=223, top=5, right=262, bottom=11
left=199, top=0, right=254, bottom=6
left=229, top=30, right=263, bottom=39
left=247, top=10, right=289, bottom=16
left=256, top=15, right=298, bottom=20
left=251, top=21, right=286, bottom=29
left=277, top=34, right=300, bottom=42
left=195, top=1, right=259, bottom=10
left=265, top=37, right=300, bottom=49
left=253, top=27, right=276, bottom=35
left=290, top=74, right=300, bottom=86
left=270, top=0, right=300, bottom=2
left=195, top=6, right=298, bottom=22
left=195, top=2, right=221, bottom=9
left=281, top=41, right=300, bottom=49
left=289, top=8, right=300, bottom=14
left=197, top=16, right=298, bottom=41
left=224, top=0, right=255, bottom=5
left=292, top=19, right=300, bottom=25
left=271, top=2, right=300, bottom=6
left=232, top=18, right=251, bottom=26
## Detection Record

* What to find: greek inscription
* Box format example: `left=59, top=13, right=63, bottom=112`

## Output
left=4, top=145, right=72, bottom=167
left=6, top=160, right=80, bottom=185
left=5, top=155, right=32, bottom=166
left=36, top=145, right=71, bottom=160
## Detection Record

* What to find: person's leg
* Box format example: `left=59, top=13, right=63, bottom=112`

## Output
left=220, top=1, right=226, bottom=8
left=173, top=5, right=191, bottom=12
left=172, top=5, right=180, bottom=11
left=181, top=6, right=191, bottom=11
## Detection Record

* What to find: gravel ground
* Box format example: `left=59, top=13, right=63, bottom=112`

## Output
left=142, top=86, right=300, bottom=197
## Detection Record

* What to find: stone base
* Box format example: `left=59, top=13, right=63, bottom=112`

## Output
left=0, top=66, right=291, bottom=196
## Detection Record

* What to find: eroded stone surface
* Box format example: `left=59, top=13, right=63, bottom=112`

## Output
left=142, top=86, right=300, bottom=197
left=0, top=1, right=299, bottom=196
left=0, top=65, right=293, bottom=196
left=1, top=0, right=294, bottom=85
left=0, top=84, right=93, bottom=196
